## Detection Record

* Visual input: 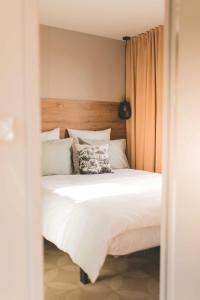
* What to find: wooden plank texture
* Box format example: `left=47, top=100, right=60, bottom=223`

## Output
left=41, top=98, right=126, bottom=139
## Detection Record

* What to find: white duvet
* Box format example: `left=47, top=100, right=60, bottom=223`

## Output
left=42, top=169, right=161, bottom=282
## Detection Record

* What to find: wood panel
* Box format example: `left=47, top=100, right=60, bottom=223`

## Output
left=41, top=98, right=126, bottom=139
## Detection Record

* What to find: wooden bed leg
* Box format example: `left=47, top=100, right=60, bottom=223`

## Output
left=80, top=268, right=90, bottom=284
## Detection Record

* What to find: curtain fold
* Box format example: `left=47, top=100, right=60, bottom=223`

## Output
left=126, top=26, right=164, bottom=173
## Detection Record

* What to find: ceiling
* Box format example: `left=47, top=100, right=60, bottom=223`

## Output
left=39, top=0, right=164, bottom=40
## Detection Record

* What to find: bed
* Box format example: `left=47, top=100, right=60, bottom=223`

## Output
left=42, top=168, right=161, bottom=283
left=41, top=98, right=162, bottom=284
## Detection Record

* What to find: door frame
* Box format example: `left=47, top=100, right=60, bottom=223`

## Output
left=0, top=1, right=42, bottom=300
left=160, top=0, right=179, bottom=298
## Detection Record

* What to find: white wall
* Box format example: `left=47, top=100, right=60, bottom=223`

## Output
left=0, top=1, right=42, bottom=300
left=161, top=0, right=200, bottom=299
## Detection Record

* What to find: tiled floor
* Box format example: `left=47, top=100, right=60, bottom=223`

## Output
left=44, top=241, right=160, bottom=300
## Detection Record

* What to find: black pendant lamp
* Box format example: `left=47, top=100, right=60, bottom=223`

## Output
left=119, top=36, right=131, bottom=120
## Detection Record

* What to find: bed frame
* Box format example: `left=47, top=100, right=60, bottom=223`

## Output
left=41, top=98, right=126, bottom=284
left=41, top=98, right=126, bottom=140
left=80, top=268, right=90, bottom=284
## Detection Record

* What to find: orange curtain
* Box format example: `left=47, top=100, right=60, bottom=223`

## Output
left=126, top=26, right=164, bottom=172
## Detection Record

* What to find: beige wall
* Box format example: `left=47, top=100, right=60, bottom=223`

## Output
left=40, top=25, right=125, bottom=102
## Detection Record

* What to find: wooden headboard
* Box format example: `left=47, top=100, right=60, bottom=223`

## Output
left=41, top=98, right=126, bottom=139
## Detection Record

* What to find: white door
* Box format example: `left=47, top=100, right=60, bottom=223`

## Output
left=0, top=1, right=42, bottom=300
left=161, top=0, right=200, bottom=299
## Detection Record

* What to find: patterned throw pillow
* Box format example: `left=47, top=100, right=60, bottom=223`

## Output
left=78, top=138, right=129, bottom=170
left=76, top=144, right=112, bottom=174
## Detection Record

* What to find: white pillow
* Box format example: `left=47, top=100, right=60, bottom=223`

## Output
left=42, top=138, right=73, bottom=175
left=41, top=128, right=60, bottom=141
left=67, top=128, right=111, bottom=140
left=78, top=138, right=129, bottom=169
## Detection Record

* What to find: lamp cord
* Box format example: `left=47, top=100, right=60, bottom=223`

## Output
left=125, top=40, right=127, bottom=100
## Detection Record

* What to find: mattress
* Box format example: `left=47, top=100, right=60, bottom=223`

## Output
left=108, top=226, right=160, bottom=256
left=42, top=169, right=161, bottom=282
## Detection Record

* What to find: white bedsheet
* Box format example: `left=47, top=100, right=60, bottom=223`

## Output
left=42, top=169, right=161, bottom=282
